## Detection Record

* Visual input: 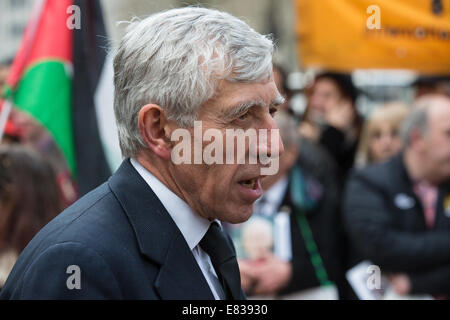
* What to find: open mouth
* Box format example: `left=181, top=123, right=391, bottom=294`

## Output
left=236, top=176, right=264, bottom=202
left=238, top=178, right=259, bottom=190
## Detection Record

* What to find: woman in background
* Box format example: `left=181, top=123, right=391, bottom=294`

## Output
left=355, top=102, right=409, bottom=167
left=0, top=145, right=62, bottom=288
left=300, top=72, right=363, bottom=182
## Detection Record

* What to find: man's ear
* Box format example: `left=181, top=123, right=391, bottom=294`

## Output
left=138, top=104, right=172, bottom=160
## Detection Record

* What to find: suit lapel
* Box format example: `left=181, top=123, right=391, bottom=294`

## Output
left=108, top=159, right=214, bottom=299
left=154, top=231, right=214, bottom=299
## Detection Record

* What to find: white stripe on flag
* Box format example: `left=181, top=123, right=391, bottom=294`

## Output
left=94, top=50, right=122, bottom=171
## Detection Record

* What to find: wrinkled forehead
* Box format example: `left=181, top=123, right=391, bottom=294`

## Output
left=428, top=97, right=450, bottom=117
left=426, top=100, right=450, bottom=135
left=213, top=79, right=282, bottom=111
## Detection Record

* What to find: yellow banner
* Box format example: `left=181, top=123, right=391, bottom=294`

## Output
left=295, top=0, right=450, bottom=75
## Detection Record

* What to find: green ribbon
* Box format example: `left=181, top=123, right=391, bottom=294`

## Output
left=290, top=165, right=334, bottom=287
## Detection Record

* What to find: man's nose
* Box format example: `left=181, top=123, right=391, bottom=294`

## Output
left=256, top=114, right=285, bottom=159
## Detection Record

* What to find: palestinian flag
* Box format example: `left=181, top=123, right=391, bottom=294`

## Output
left=2, top=0, right=111, bottom=195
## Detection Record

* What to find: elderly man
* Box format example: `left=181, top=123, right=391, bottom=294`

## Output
left=344, top=95, right=450, bottom=297
left=0, top=7, right=283, bottom=299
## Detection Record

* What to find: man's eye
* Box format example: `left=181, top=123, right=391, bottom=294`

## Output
left=269, top=107, right=278, bottom=116
left=238, top=113, right=249, bottom=121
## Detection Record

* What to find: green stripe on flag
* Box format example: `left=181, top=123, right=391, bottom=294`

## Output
left=12, top=60, right=76, bottom=175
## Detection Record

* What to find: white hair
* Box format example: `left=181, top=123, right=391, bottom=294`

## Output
left=400, top=104, right=428, bottom=147
left=113, top=7, right=274, bottom=157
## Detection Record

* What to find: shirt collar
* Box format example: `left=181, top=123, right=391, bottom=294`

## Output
left=130, top=158, right=211, bottom=250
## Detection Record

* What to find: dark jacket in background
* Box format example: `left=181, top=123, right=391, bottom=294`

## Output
left=277, top=139, right=348, bottom=298
left=343, top=153, right=450, bottom=295
left=319, top=124, right=359, bottom=184
left=0, top=159, right=243, bottom=299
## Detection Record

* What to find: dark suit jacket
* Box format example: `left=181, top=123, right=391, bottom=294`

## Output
left=0, top=159, right=238, bottom=299
left=343, top=153, right=450, bottom=295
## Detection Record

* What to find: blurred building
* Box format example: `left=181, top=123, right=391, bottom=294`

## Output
left=0, top=0, right=34, bottom=63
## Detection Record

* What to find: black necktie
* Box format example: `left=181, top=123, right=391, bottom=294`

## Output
left=199, top=222, right=243, bottom=300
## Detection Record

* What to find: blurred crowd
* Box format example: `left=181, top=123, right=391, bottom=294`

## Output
left=1, top=56, right=450, bottom=298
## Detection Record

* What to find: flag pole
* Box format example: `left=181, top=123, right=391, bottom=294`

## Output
left=0, top=99, right=13, bottom=143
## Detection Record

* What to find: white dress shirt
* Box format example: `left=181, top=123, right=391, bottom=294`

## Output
left=130, top=158, right=226, bottom=300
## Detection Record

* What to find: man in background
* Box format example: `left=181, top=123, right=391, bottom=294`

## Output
left=344, top=95, right=450, bottom=297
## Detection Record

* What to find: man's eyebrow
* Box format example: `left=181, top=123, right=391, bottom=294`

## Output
left=221, top=95, right=285, bottom=119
